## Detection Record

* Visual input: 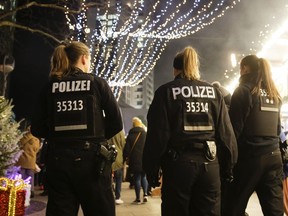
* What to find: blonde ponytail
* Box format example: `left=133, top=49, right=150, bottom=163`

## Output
left=50, top=45, right=70, bottom=79
left=173, top=46, right=200, bottom=80
left=182, top=47, right=200, bottom=80
left=258, top=58, right=281, bottom=101
left=49, top=41, right=90, bottom=79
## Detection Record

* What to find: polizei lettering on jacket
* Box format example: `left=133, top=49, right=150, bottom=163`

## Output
left=52, top=80, right=91, bottom=93
left=172, top=86, right=215, bottom=100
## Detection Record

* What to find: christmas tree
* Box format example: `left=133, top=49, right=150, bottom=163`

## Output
left=0, top=96, right=23, bottom=177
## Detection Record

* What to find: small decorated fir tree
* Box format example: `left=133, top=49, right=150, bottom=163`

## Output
left=0, top=96, right=23, bottom=177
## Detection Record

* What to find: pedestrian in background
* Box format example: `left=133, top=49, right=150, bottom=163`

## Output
left=143, top=46, right=238, bottom=216
left=109, top=130, right=126, bottom=205
left=37, top=139, right=49, bottom=196
left=211, top=81, right=231, bottom=108
left=225, top=55, right=283, bottom=216
left=211, top=80, right=233, bottom=215
left=31, top=41, right=123, bottom=216
left=16, top=123, right=41, bottom=198
left=124, top=117, right=149, bottom=204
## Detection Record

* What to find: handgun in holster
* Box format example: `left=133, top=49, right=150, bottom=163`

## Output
left=98, top=141, right=118, bottom=175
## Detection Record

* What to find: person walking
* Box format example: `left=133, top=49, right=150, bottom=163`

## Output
left=124, top=117, right=149, bottom=204
left=109, top=130, right=126, bottom=205
left=37, top=139, right=49, bottom=196
left=224, top=55, right=283, bottom=216
left=16, top=123, right=41, bottom=198
left=143, top=46, right=238, bottom=216
left=31, top=41, right=123, bottom=216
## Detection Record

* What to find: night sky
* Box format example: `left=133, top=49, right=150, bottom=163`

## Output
left=7, top=0, right=287, bottom=122
left=154, top=0, right=287, bottom=88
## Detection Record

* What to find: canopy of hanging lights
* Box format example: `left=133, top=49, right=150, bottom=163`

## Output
left=65, top=0, right=240, bottom=97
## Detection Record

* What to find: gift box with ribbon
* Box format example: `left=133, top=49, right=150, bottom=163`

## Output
left=0, top=177, right=27, bottom=216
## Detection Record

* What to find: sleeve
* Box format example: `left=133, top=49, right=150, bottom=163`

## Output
left=229, top=86, right=253, bottom=139
left=278, top=100, right=282, bottom=136
left=119, top=130, right=126, bottom=151
left=143, top=87, right=170, bottom=176
left=97, top=78, right=123, bottom=139
left=31, top=85, right=49, bottom=138
left=123, top=131, right=132, bottom=159
left=215, top=97, right=238, bottom=169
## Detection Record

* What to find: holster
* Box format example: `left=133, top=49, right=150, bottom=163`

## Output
left=204, top=141, right=217, bottom=161
left=98, top=141, right=118, bottom=175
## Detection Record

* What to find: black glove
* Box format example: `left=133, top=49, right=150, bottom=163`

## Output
left=281, top=140, right=288, bottom=149
left=147, top=174, right=161, bottom=188
left=221, top=167, right=234, bottom=183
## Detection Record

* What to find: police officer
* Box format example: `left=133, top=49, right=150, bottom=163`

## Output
left=224, top=55, right=283, bottom=216
left=143, top=46, right=238, bottom=216
left=31, top=41, right=123, bottom=216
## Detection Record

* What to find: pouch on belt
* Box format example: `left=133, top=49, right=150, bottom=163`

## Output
left=204, top=141, right=217, bottom=161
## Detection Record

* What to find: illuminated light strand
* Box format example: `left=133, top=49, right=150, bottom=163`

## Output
left=65, top=0, right=240, bottom=95
left=163, top=1, right=239, bottom=39
left=117, top=1, right=142, bottom=36
left=116, top=37, right=139, bottom=82
left=91, top=1, right=122, bottom=79
left=94, top=4, right=111, bottom=78
left=131, top=0, right=162, bottom=37
left=152, top=0, right=202, bottom=37
left=121, top=39, right=161, bottom=86
left=104, top=7, right=122, bottom=82
left=127, top=39, right=165, bottom=85
left=131, top=0, right=172, bottom=37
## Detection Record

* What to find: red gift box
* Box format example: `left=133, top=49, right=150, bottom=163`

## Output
left=0, top=178, right=26, bottom=216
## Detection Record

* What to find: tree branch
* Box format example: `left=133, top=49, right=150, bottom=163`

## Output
left=0, top=21, right=63, bottom=44
left=0, top=1, right=107, bottom=21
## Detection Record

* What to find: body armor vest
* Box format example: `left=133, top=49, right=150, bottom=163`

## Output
left=48, top=76, right=105, bottom=139
left=244, top=91, right=279, bottom=137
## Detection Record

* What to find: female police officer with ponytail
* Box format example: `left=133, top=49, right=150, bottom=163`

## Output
left=143, top=46, right=238, bottom=216
left=31, top=41, right=123, bottom=216
left=223, top=55, right=283, bottom=216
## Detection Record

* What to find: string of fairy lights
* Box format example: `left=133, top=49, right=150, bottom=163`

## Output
left=64, top=0, right=241, bottom=98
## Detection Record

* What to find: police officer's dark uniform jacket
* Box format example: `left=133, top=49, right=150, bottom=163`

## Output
left=31, top=68, right=123, bottom=216
left=143, top=74, right=238, bottom=215
left=229, top=73, right=281, bottom=157
left=226, top=72, right=283, bottom=216
left=32, top=69, right=122, bottom=141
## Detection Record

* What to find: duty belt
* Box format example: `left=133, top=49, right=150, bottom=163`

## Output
left=52, top=140, right=100, bottom=151
left=179, top=142, right=204, bottom=151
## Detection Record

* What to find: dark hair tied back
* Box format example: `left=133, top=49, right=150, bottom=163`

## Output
left=173, top=54, right=183, bottom=70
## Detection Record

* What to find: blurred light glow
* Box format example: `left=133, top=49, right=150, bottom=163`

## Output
left=226, top=18, right=288, bottom=97
left=230, top=53, right=237, bottom=68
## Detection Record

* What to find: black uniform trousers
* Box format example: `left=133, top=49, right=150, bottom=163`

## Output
left=45, top=145, right=115, bottom=216
left=161, top=150, right=220, bottom=216
left=223, top=149, right=283, bottom=216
